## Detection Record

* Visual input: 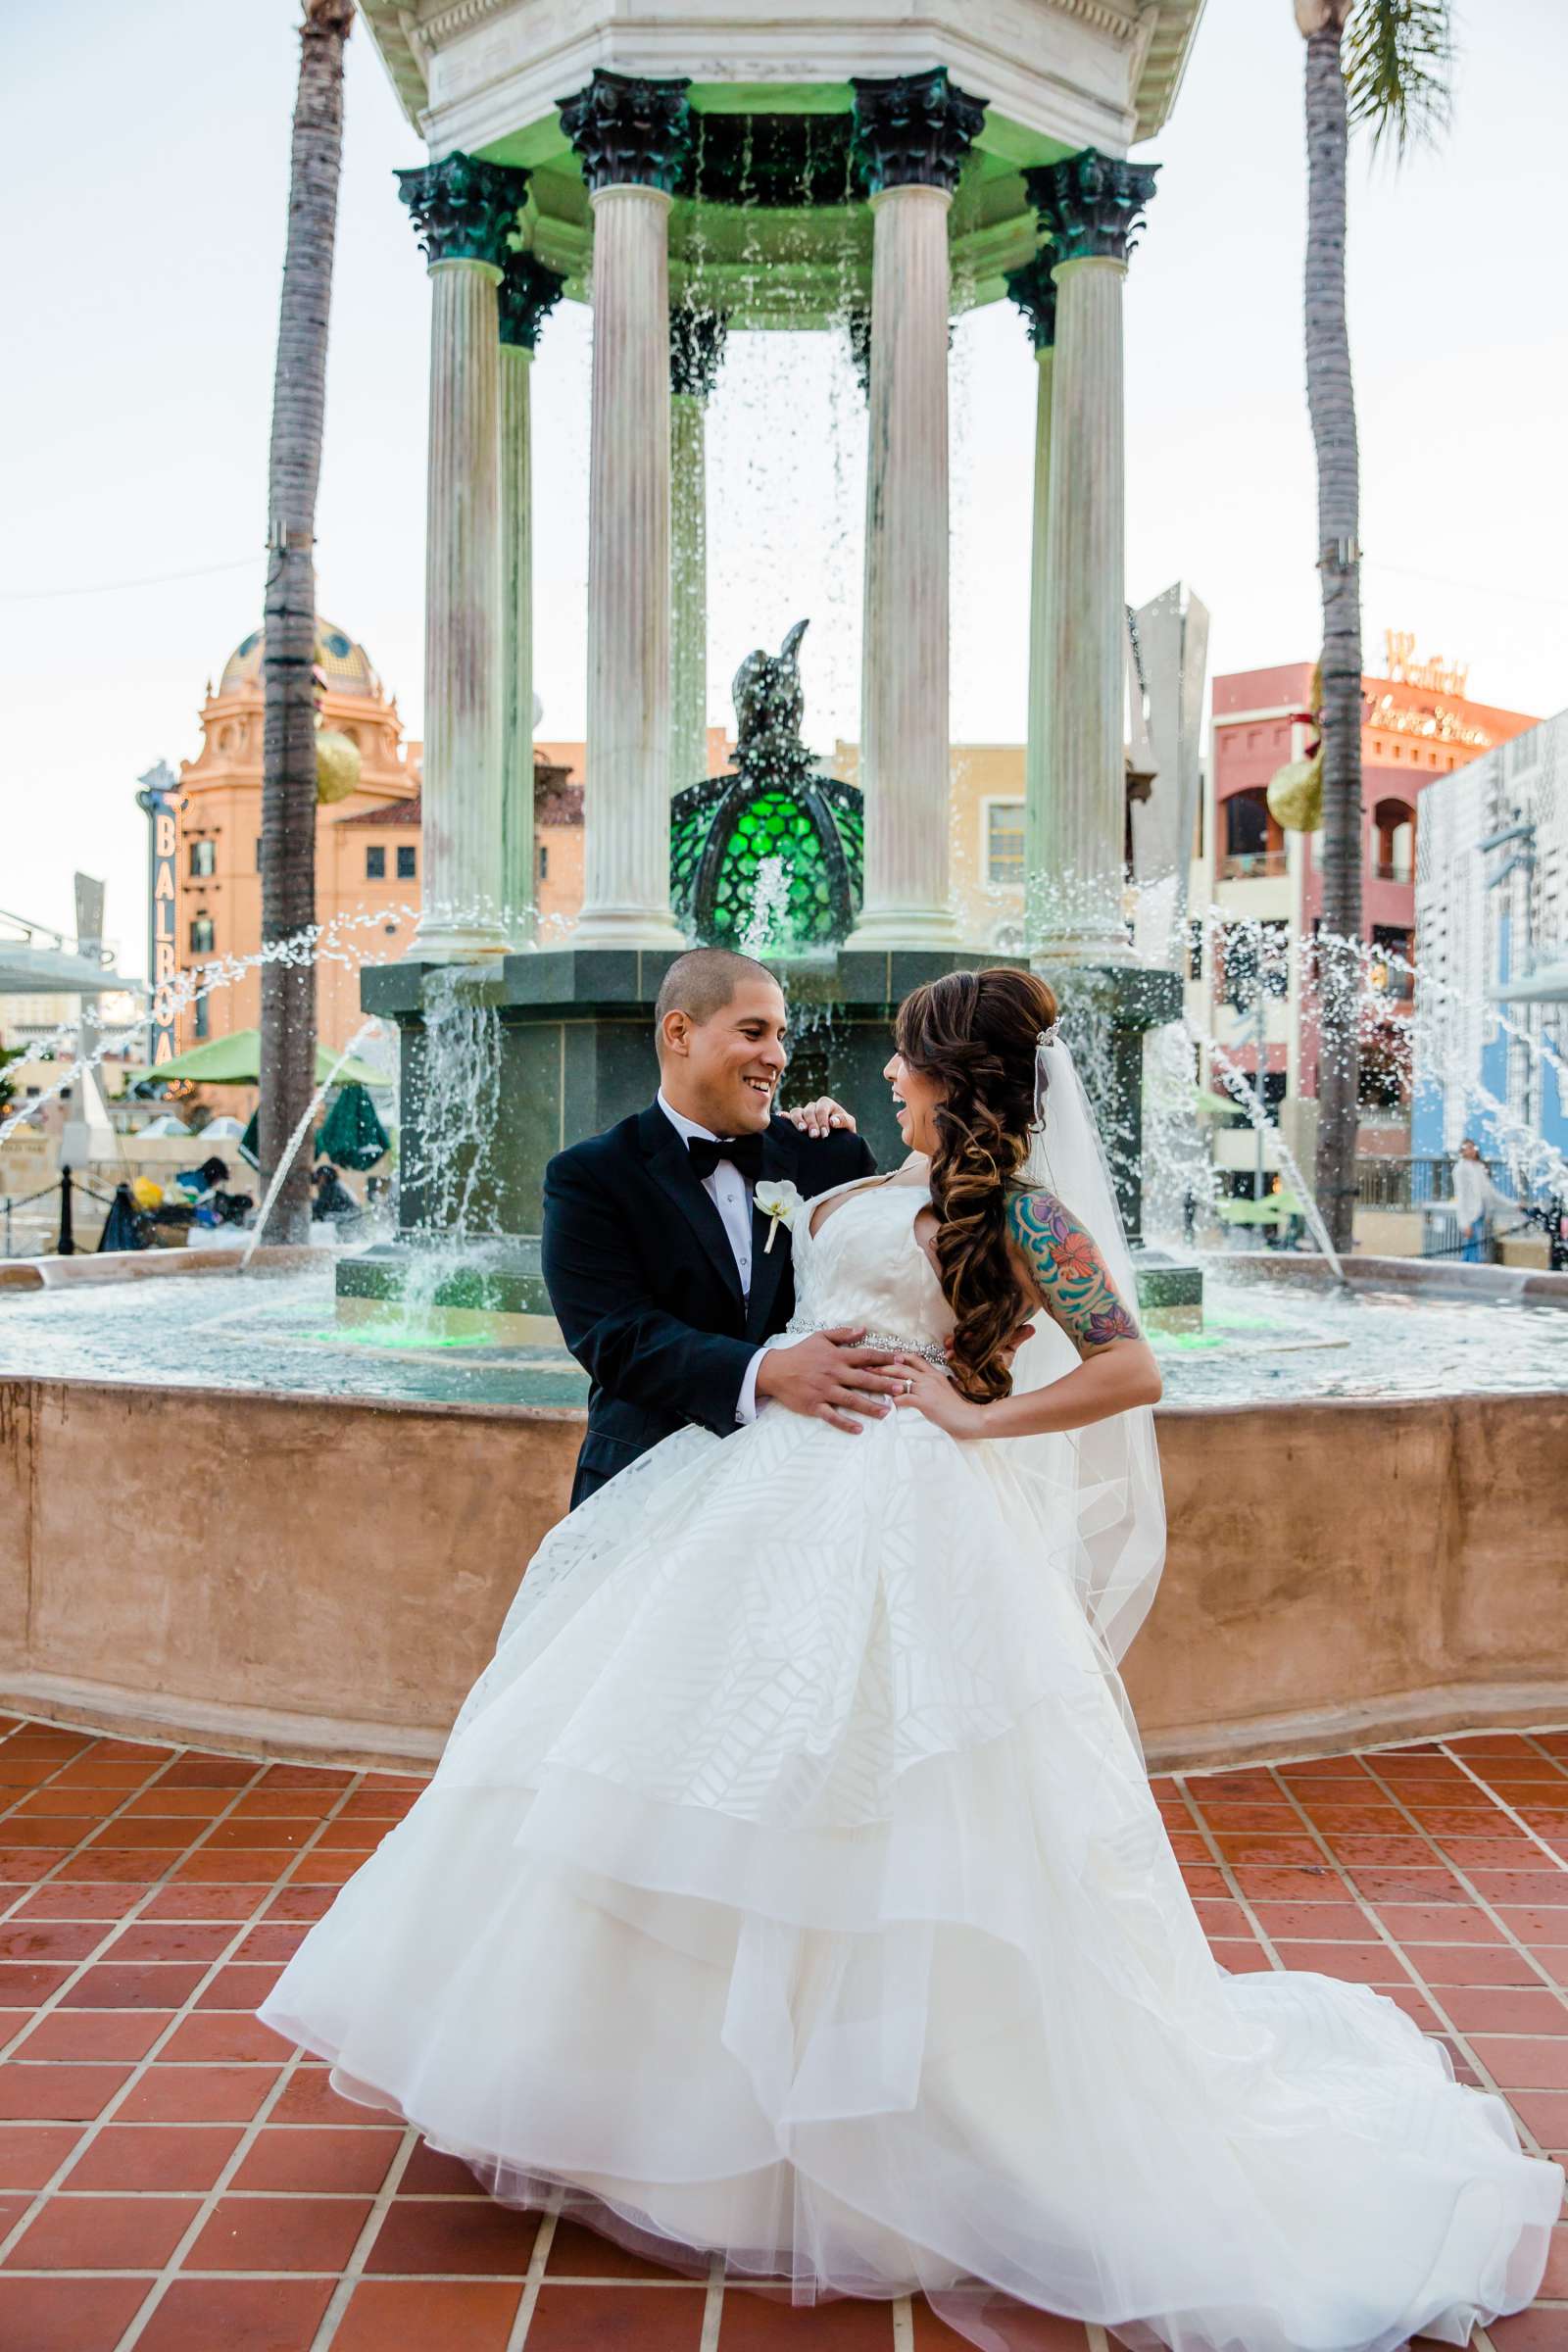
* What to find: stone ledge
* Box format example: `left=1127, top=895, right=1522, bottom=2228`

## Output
left=2, top=1372, right=1563, bottom=1777
left=0, top=1243, right=324, bottom=1289
left=1221, top=1250, right=1568, bottom=1310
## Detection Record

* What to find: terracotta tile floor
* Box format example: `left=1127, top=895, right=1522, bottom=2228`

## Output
left=0, top=1711, right=1564, bottom=2352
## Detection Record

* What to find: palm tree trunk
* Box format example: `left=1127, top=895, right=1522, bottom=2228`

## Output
left=259, top=0, right=353, bottom=1245
left=1302, top=11, right=1364, bottom=1254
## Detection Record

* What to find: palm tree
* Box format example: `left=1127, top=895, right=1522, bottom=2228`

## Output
left=1297, top=0, right=1453, bottom=1251
left=258, top=0, right=354, bottom=1245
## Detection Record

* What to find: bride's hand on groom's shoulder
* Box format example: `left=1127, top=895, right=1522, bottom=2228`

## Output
left=780, top=1096, right=856, bottom=1139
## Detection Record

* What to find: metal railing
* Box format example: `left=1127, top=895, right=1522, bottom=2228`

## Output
left=1219, top=852, right=1289, bottom=880
left=1354, top=1153, right=1517, bottom=1211
left=2, top=1168, right=124, bottom=1259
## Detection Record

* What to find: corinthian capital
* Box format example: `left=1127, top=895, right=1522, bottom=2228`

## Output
left=559, top=70, right=692, bottom=196
left=498, top=249, right=566, bottom=350
left=396, top=152, right=530, bottom=271
left=1025, top=150, right=1160, bottom=268
left=850, top=68, right=988, bottom=198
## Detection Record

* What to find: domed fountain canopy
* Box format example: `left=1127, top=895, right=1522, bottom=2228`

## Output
left=220, top=620, right=380, bottom=700
left=357, top=1, right=1202, bottom=322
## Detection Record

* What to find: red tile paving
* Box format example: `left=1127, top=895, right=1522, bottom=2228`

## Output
left=0, top=1711, right=1562, bottom=2350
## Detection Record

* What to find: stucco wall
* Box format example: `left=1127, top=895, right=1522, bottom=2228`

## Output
left=1, top=1378, right=1563, bottom=1773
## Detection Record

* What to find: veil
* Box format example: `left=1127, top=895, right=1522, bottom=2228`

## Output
left=1002, top=1029, right=1167, bottom=1714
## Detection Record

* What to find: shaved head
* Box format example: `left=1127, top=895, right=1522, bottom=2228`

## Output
left=654, top=948, right=776, bottom=1047
left=653, top=950, right=789, bottom=1135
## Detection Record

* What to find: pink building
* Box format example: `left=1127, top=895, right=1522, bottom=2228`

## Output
left=1194, top=646, right=1538, bottom=1187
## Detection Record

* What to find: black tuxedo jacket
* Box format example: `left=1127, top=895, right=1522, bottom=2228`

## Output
left=542, top=1102, right=876, bottom=1507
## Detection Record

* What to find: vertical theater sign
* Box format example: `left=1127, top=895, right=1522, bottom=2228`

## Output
left=134, top=760, right=180, bottom=1069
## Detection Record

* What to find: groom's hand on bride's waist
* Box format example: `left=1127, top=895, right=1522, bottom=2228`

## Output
left=755, top=1329, right=903, bottom=1435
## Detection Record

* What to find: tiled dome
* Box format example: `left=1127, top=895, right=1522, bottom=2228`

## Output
left=219, top=620, right=378, bottom=699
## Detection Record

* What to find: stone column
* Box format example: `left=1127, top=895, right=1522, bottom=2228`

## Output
left=396, top=153, right=529, bottom=961
left=668, top=301, right=728, bottom=795
left=561, top=70, right=692, bottom=949
left=497, top=250, right=565, bottom=948
left=1024, top=151, right=1158, bottom=965
left=846, top=68, right=986, bottom=953
left=1004, top=254, right=1058, bottom=953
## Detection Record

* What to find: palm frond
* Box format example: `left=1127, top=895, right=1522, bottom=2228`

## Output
left=1344, top=0, right=1456, bottom=157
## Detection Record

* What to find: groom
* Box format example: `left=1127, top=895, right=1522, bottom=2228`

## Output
left=542, top=947, right=906, bottom=1506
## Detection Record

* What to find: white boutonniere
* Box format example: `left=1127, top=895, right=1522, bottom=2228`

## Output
left=755, top=1178, right=805, bottom=1253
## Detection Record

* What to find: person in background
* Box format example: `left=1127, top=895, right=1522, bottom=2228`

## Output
left=312, top=1161, right=359, bottom=1222
left=1452, top=1137, right=1513, bottom=1263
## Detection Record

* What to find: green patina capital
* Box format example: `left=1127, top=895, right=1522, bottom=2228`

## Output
left=1025, top=149, right=1159, bottom=269
left=1004, top=252, right=1057, bottom=350
left=498, top=249, right=566, bottom=350
left=397, top=152, right=531, bottom=271
left=850, top=68, right=988, bottom=199
left=558, top=70, right=692, bottom=196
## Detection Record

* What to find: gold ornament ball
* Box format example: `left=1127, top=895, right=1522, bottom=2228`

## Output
left=316, top=729, right=362, bottom=806
left=1266, top=751, right=1323, bottom=834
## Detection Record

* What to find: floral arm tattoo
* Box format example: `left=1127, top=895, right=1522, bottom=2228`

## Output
left=1005, top=1189, right=1142, bottom=1353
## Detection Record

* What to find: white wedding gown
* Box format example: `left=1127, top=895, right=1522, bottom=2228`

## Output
left=258, top=1178, right=1563, bottom=2352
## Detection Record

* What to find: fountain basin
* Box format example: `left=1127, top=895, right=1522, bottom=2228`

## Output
left=0, top=1258, right=1564, bottom=1774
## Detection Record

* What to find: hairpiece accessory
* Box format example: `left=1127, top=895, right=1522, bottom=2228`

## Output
left=1032, top=1022, right=1058, bottom=1125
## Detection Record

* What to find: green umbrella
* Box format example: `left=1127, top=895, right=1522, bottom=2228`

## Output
left=1217, top=1192, right=1304, bottom=1225
left=317, top=1082, right=391, bottom=1172
left=126, top=1028, right=388, bottom=1089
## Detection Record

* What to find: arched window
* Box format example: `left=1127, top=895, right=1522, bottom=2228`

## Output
left=1373, top=798, right=1415, bottom=883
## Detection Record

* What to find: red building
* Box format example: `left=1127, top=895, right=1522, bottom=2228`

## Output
left=1192, top=638, right=1538, bottom=1189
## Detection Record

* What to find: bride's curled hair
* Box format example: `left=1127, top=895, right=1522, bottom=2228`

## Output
left=894, top=966, right=1060, bottom=1404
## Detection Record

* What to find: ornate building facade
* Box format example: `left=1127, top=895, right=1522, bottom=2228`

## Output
left=173, top=622, right=421, bottom=1057
left=171, top=623, right=598, bottom=1063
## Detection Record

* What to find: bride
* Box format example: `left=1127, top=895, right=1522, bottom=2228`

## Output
left=257, top=966, right=1562, bottom=2352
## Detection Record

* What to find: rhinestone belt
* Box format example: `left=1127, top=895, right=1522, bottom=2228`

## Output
left=780, top=1320, right=950, bottom=1367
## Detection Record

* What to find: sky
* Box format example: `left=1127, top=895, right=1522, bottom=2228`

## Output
left=5, top=0, right=1565, bottom=970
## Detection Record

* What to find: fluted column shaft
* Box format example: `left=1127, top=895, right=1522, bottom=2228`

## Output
left=1023, top=340, right=1055, bottom=934
left=850, top=182, right=958, bottom=949
left=669, top=388, right=708, bottom=792
left=416, top=257, right=505, bottom=959
left=1037, top=253, right=1128, bottom=963
left=500, top=340, right=535, bottom=947
left=577, top=184, right=682, bottom=948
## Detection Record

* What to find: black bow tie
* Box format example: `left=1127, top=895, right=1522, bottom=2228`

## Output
left=687, top=1132, right=765, bottom=1184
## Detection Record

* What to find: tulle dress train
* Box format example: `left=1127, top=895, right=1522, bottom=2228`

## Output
left=257, top=1180, right=1563, bottom=2352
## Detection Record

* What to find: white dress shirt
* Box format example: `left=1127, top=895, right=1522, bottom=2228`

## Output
left=658, top=1091, right=765, bottom=1424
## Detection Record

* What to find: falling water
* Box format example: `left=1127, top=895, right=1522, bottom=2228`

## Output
left=738, top=855, right=793, bottom=958
left=0, top=903, right=416, bottom=1147
left=241, top=1020, right=383, bottom=1265
left=381, top=965, right=504, bottom=1337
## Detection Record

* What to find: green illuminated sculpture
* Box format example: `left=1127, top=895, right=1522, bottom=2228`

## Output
left=670, top=619, right=863, bottom=956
